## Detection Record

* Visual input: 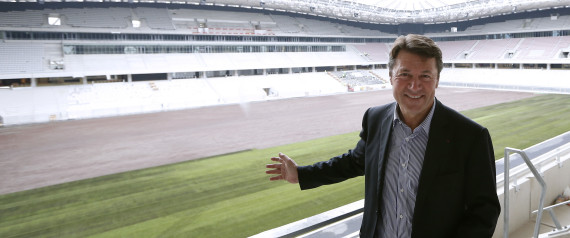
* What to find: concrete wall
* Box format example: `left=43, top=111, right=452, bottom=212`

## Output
left=0, top=73, right=349, bottom=126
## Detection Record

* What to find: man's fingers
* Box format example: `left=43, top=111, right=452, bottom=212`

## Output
left=278, top=153, right=297, bottom=166
left=266, top=163, right=282, bottom=169
left=270, top=153, right=290, bottom=163
left=269, top=175, right=284, bottom=181
left=278, top=153, right=289, bottom=160
left=265, top=169, right=281, bottom=174
left=266, top=163, right=282, bottom=176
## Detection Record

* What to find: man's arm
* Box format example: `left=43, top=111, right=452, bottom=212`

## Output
left=296, top=147, right=366, bottom=190
left=265, top=143, right=366, bottom=189
left=265, top=106, right=376, bottom=188
left=294, top=106, right=379, bottom=190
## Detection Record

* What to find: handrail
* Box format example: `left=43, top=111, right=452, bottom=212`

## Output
left=496, top=142, right=570, bottom=185
left=249, top=200, right=364, bottom=238
left=503, top=147, right=547, bottom=238
left=531, top=199, right=570, bottom=215
left=531, top=200, right=570, bottom=231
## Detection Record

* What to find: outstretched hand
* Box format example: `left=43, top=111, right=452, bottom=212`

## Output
left=265, top=153, right=299, bottom=184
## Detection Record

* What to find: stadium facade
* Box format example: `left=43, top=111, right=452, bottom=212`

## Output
left=1, top=1, right=570, bottom=124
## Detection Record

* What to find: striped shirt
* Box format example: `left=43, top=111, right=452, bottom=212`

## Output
left=377, top=101, right=436, bottom=238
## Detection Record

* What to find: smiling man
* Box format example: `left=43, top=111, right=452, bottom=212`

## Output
left=266, top=34, right=500, bottom=238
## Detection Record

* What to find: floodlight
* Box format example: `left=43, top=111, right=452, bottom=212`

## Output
left=132, top=20, right=141, bottom=28
left=48, top=16, right=61, bottom=25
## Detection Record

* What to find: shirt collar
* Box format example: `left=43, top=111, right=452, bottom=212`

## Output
left=393, top=98, right=436, bottom=134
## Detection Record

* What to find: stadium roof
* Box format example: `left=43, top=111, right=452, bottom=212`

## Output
left=265, top=0, right=570, bottom=24
left=355, top=0, right=474, bottom=11
left=2, top=0, right=570, bottom=24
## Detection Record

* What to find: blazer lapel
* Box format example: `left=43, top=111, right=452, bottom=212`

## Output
left=376, top=103, right=396, bottom=200
left=412, top=99, right=453, bottom=222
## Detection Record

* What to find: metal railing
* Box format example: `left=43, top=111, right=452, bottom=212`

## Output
left=530, top=200, right=570, bottom=237
left=496, top=141, right=570, bottom=188
left=503, top=147, right=547, bottom=238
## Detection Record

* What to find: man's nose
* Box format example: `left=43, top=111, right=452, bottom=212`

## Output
left=408, top=77, right=422, bottom=90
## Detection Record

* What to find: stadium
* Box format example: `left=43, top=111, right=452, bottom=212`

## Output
left=0, top=0, right=569, bottom=237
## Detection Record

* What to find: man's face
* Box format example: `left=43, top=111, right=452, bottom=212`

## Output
left=390, top=50, right=439, bottom=124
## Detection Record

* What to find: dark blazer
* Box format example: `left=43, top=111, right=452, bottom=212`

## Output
left=298, top=99, right=500, bottom=238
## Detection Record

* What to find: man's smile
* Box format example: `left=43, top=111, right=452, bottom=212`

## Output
left=406, top=94, right=423, bottom=99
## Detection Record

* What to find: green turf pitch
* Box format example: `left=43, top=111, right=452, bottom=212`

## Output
left=461, top=93, right=570, bottom=160
left=1, top=93, right=569, bottom=238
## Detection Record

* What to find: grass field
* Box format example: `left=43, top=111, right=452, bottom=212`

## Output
left=1, top=93, right=569, bottom=238
left=462, top=93, right=570, bottom=159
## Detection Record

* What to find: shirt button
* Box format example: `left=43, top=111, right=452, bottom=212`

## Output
left=405, top=138, right=409, bottom=142
left=401, top=163, right=406, bottom=167
left=400, top=189, right=404, bottom=193
left=400, top=214, right=403, bottom=219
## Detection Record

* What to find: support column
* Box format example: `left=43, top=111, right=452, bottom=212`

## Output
left=312, top=66, right=316, bottom=73
left=128, top=74, right=132, bottom=83
left=334, top=66, right=338, bottom=71
left=289, top=68, right=293, bottom=74
left=495, top=63, right=498, bottom=69
left=31, top=77, right=37, bottom=87
left=203, top=71, right=207, bottom=78
left=82, top=77, right=87, bottom=85
left=167, top=73, right=172, bottom=81
left=353, top=65, right=357, bottom=70
left=263, top=68, right=267, bottom=75
left=547, top=64, right=551, bottom=70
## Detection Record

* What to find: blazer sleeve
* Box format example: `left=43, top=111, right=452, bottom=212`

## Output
left=296, top=108, right=372, bottom=190
left=456, top=127, right=501, bottom=237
